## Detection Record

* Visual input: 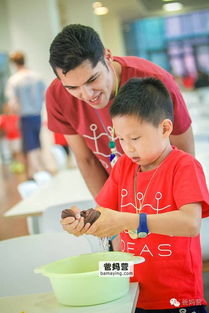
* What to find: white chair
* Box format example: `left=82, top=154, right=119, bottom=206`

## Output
left=51, top=144, right=68, bottom=170
left=0, top=232, right=92, bottom=297
left=17, top=180, right=41, bottom=234
left=39, top=199, right=103, bottom=253
left=17, top=180, right=39, bottom=199
left=33, top=170, right=52, bottom=186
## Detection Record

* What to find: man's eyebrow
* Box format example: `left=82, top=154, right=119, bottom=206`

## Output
left=64, top=73, right=99, bottom=89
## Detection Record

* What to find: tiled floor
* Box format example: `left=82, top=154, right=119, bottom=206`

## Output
left=0, top=88, right=209, bottom=307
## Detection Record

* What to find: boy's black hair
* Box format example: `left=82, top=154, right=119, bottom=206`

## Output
left=49, top=24, right=105, bottom=76
left=110, top=77, right=173, bottom=126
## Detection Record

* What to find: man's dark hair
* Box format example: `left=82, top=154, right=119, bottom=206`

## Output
left=49, top=24, right=105, bottom=76
left=110, top=77, right=173, bottom=126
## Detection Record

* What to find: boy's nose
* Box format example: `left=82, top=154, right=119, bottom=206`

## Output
left=126, top=142, right=135, bottom=152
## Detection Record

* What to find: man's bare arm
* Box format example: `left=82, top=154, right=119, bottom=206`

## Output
left=65, top=134, right=109, bottom=197
left=170, top=126, right=195, bottom=156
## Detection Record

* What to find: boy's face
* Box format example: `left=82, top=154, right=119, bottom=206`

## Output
left=112, top=114, right=172, bottom=171
left=56, top=59, right=115, bottom=109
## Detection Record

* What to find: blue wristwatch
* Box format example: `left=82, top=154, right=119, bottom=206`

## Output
left=137, top=213, right=149, bottom=238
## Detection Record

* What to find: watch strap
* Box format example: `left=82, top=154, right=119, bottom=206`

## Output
left=137, top=213, right=149, bottom=238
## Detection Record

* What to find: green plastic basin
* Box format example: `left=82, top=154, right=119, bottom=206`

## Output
left=35, top=251, right=144, bottom=306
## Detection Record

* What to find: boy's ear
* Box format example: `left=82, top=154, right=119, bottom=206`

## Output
left=161, top=119, right=173, bottom=136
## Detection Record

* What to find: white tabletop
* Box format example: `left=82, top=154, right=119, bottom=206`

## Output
left=4, top=169, right=93, bottom=218
left=0, top=283, right=139, bottom=313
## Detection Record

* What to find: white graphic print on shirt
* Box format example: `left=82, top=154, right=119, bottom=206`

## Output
left=83, top=123, right=122, bottom=169
left=120, top=188, right=173, bottom=258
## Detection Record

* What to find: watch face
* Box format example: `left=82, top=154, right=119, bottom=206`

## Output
left=128, top=230, right=138, bottom=239
left=137, top=232, right=148, bottom=238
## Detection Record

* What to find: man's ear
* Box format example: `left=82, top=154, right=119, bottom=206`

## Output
left=104, top=48, right=113, bottom=62
left=161, top=119, right=173, bottom=137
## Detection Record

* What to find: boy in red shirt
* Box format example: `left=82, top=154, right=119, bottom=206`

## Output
left=61, top=77, right=209, bottom=312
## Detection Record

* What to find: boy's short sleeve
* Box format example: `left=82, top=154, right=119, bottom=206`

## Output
left=173, top=156, right=209, bottom=218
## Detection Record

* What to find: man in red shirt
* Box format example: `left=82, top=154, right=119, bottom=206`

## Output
left=47, top=24, right=194, bottom=198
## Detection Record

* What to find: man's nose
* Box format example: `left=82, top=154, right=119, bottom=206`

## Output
left=79, top=85, right=93, bottom=100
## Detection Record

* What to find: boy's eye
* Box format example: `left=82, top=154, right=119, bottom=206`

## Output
left=119, top=138, right=124, bottom=141
left=132, top=137, right=140, bottom=141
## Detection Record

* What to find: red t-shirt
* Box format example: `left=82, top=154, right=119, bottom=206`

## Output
left=96, top=148, right=209, bottom=310
left=0, top=114, right=21, bottom=139
left=46, top=56, right=191, bottom=174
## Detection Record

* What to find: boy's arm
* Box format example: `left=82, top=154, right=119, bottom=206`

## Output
left=61, top=207, right=127, bottom=237
left=61, top=203, right=201, bottom=238
left=84, top=203, right=202, bottom=237
left=147, top=202, right=201, bottom=237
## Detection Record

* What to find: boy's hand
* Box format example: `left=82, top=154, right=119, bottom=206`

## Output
left=86, top=207, right=125, bottom=237
left=60, top=206, right=91, bottom=236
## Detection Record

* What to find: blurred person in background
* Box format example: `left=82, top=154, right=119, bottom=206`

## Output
left=46, top=24, right=194, bottom=200
left=0, top=102, right=24, bottom=173
left=194, top=70, right=209, bottom=103
left=5, top=51, right=46, bottom=179
left=194, top=70, right=209, bottom=89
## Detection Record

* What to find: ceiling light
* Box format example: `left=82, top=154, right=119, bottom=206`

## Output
left=94, top=6, right=109, bottom=15
left=92, top=2, right=102, bottom=9
left=163, top=2, right=183, bottom=11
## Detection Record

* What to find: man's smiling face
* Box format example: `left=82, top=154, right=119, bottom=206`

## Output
left=56, top=59, right=115, bottom=109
